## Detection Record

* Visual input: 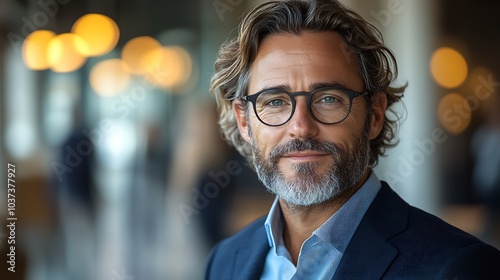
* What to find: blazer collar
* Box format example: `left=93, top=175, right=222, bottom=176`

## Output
left=333, top=182, right=409, bottom=279
left=232, top=222, right=270, bottom=280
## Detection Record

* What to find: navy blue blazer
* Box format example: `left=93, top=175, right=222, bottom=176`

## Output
left=205, top=182, right=500, bottom=279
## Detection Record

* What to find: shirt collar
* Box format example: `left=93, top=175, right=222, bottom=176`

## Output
left=264, top=197, right=285, bottom=252
left=264, top=171, right=382, bottom=254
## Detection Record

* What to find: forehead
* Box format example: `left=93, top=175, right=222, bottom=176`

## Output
left=248, top=31, right=363, bottom=92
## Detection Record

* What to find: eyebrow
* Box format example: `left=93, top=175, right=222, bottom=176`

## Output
left=309, top=82, right=349, bottom=91
left=257, top=82, right=350, bottom=93
left=257, top=84, right=291, bottom=93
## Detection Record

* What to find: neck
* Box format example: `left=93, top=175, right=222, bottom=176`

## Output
left=280, top=169, right=371, bottom=265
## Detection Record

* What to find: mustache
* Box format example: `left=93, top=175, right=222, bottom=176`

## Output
left=269, top=138, right=342, bottom=163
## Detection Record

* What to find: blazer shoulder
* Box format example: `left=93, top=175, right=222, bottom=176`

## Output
left=204, top=216, right=268, bottom=280
left=368, top=182, right=500, bottom=278
left=378, top=182, right=486, bottom=247
left=439, top=242, right=500, bottom=279
left=406, top=204, right=483, bottom=246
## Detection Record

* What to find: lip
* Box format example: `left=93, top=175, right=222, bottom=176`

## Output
left=282, top=151, right=328, bottom=161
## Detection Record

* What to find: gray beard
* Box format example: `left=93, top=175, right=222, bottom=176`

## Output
left=250, top=123, right=370, bottom=207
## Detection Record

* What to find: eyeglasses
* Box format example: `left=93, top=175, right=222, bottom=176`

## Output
left=242, top=86, right=370, bottom=126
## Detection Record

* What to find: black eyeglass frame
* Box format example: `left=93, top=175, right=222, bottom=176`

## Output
left=242, top=86, right=370, bottom=127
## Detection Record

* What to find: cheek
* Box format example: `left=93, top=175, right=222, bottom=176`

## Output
left=326, top=111, right=367, bottom=149
left=249, top=120, right=283, bottom=156
left=348, top=101, right=370, bottom=128
left=347, top=103, right=368, bottom=126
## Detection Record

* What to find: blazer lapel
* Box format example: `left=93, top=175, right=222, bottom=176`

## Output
left=333, top=219, right=398, bottom=279
left=232, top=225, right=270, bottom=280
left=333, top=183, right=409, bottom=280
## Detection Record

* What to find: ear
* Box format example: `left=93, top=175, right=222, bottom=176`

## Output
left=368, top=92, right=388, bottom=140
left=232, top=99, right=251, bottom=143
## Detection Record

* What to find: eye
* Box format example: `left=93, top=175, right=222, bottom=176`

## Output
left=314, top=89, right=348, bottom=106
left=258, top=92, right=290, bottom=108
left=267, top=99, right=285, bottom=107
left=320, top=96, right=339, bottom=104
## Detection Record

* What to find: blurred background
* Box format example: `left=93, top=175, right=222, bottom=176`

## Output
left=0, top=0, right=499, bottom=279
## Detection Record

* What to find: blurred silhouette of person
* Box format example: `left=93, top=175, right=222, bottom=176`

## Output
left=58, top=129, right=95, bottom=217
left=54, top=107, right=96, bottom=217
left=126, top=120, right=172, bottom=279
left=170, top=100, right=236, bottom=245
left=54, top=107, right=97, bottom=280
left=164, top=100, right=238, bottom=279
left=471, top=93, right=500, bottom=248
left=193, top=102, right=238, bottom=246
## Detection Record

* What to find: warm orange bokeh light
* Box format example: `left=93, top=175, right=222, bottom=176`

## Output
left=430, top=47, right=468, bottom=89
left=90, top=59, right=131, bottom=96
left=72, top=13, right=120, bottom=57
left=22, top=30, right=56, bottom=70
left=121, top=36, right=162, bottom=75
left=438, top=93, right=471, bottom=135
left=144, top=46, right=192, bottom=90
left=47, top=33, right=88, bottom=73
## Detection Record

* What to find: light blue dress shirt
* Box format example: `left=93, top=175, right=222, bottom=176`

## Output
left=260, top=172, right=382, bottom=280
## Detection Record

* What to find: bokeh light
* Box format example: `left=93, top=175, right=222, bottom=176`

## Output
left=90, top=59, right=131, bottom=97
left=438, top=93, right=471, bottom=135
left=22, top=30, right=56, bottom=70
left=121, top=36, right=162, bottom=75
left=47, top=33, right=89, bottom=73
left=144, top=46, right=192, bottom=90
left=430, top=47, right=468, bottom=89
left=71, top=13, right=120, bottom=57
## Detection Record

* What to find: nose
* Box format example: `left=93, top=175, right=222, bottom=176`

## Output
left=287, top=96, right=320, bottom=139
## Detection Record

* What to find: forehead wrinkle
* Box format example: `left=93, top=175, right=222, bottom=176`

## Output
left=249, top=31, right=364, bottom=94
left=256, top=51, right=337, bottom=67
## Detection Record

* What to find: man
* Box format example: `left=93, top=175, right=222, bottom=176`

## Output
left=205, top=0, right=500, bottom=279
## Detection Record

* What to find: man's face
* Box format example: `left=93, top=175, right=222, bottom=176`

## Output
left=233, top=31, right=386, bottom=206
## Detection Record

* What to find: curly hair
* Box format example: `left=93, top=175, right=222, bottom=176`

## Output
left=210, top=0, right=406, bottom=167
